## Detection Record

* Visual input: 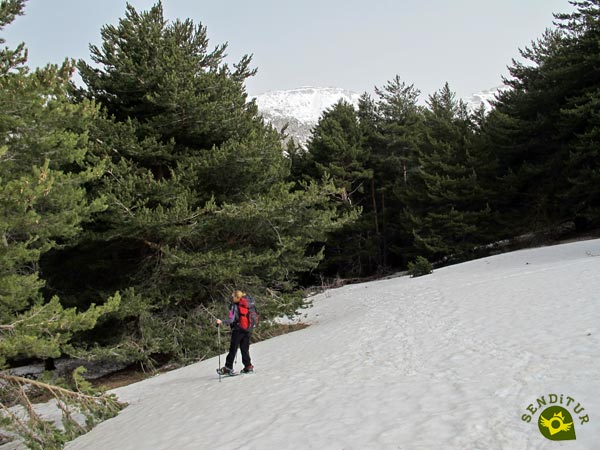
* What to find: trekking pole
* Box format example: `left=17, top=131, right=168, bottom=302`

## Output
left=217, top=324, right=222, bottom=383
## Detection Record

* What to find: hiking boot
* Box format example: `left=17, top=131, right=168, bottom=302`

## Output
left=241, top=364, right=254, bottom=374
left=217, top=366, right=235, bottom=376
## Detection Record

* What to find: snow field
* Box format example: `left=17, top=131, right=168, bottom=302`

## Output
left=67, top=239, right=600, bottom=449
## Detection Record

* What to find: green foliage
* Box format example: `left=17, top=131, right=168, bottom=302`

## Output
left=0, top=1, right=118, bottom=369
left=0, top=0, right=27, bottom=75
left=483, top=1, right=600, bottom=233
left=305, top=100, right=371, bottom=197
left=401, top=83, right=493, bottom=261
left=77, top=2, right=257, bottom=150
left=292, top=76, right=496, bottom=277
left=407, top=256, right=433, bottom=277
left=0, top=369, right=126, bottom=450
left=42, top=1, right=352, bottom=365
left=298, top=101, right=369, bottom=275
left=0, top=294, right=121, bottom=368
left=0, top=5, right=127, bottom=445
left=368, top=77, right=425, bottom=269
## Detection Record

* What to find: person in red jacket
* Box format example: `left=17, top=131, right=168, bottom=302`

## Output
left=216, top=290, right=254, bottom=375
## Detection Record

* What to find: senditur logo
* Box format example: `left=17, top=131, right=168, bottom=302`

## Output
left=522, top=394, right=590, bottom=441
left=538, top=407, right=576, bottom=440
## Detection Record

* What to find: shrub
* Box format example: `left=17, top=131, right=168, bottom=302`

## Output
left=407, top=256, right=433, bottom=277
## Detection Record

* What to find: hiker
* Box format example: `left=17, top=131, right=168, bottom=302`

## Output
left=216, top=290, right=255, bottom=375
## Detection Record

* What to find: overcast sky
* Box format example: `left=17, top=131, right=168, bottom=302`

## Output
left=3, top=0, right=570, bottom=99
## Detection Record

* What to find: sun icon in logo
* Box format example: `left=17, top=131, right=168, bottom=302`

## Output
left=538, top=406, right=576, bottom=441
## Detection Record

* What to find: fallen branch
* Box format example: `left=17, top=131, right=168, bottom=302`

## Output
left=0, top=370, right=127, bottom=450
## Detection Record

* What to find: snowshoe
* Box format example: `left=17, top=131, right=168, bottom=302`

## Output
left=241, top=365, right=254, bottom=374
left=216, top=367, right=236, bottom=376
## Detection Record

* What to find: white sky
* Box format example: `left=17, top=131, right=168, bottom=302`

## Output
left=3, top=0, right=570, bottom=99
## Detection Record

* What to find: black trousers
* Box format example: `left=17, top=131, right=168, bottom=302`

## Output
left=225, top=328, right=251, bottom=368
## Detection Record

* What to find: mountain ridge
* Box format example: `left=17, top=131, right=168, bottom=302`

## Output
left=252, top=86, right=504, bottom=147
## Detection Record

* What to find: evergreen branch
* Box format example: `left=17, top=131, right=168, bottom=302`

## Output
left=0, top=303, right=52, bottom=332
left=1, top=374, right=99, bottom=401
left=0, top=373, right=126, bottom=448
left=111, top=199, right=136, bottom=217
left=0, top=401, right=35, bottom=445
left=266, top=218, right=283, bottom=246
left=198, top=303, right=218, bottom=321
left=347, top=181, right=364, bottom=200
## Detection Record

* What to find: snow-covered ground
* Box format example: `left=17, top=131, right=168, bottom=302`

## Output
left=65, top=239, right=600, bottom=449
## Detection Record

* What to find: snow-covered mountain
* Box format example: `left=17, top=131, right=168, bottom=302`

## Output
left=253, top=86, right=506, bottom=147
left=253, top=86, right=361, bottom=123
left=462, top=85, right=508, bottom=111
left=253, top=87, right=361, bottom=147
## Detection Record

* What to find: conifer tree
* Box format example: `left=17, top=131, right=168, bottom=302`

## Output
left=305, top=100, right=371, bottom=203
left=484, top=0, right=600, bottom=234
left=371, top=76, right=425, bottom=267
left=484, top=29, right=568, bottom=235
left=355, top=92, right=389, bottom=270
left=301, top=100, right=372, bottom=276
left=553, top=0, right=600, bottom=228
left=0, top=0, right=119, bottom=368
left=403, top=83, right=492, bottom=261
left=56, top=2, right=348, bottom=363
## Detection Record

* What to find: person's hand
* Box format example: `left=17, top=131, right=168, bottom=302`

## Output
left=216, top=319, right=222, bottom=326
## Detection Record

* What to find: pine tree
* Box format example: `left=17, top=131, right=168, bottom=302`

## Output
left=483, top=0, right=600, bottom=235
left=305, top=100, right=371, bottom=203
left=553, top=0, right=600, bottom=227
left=355, top=92, right=390, bottom=271
left=371, top=76, right=425, bottom=267
left=0, top=0, right=119, bottom=368
left=485, top=29, right=568, bottom=235
left=301, top=100, right=371, bottom=276
left=403, top=83, right=492, bottom=261
left=53, top=2, right=349, bottom=363
left=77, top=2, right=256, bottom=151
